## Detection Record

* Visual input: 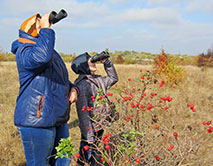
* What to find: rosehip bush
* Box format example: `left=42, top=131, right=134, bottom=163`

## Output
left=89, top=69, right=212, bottom=166
left=56, top=69, right=212, bottom=166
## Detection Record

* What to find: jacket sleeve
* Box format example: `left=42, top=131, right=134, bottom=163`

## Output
left=76, top=82, right=95, bottom=140
left=20, top=28, right=55, bottom=70
left=101, top=59, right=119, bottom=90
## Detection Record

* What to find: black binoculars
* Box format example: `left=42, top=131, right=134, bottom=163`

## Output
left=91, top=51, right=110, bottom=63
left=49, top=9, right=67, bottom=24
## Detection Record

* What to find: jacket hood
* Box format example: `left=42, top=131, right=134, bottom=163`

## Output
left=11, top=30, right=38, bottom=54
left=11, top=40, right=21, bottom=54
left=20, top=13, right=40, bottom=37
left=71, top=52, right=91, bottom=75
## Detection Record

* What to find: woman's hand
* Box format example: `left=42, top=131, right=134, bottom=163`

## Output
left=36, top=13, right=51, bottom=33
left=40, top=13, right=51, bottom=29
left=69, top=87, right=78, bottom=103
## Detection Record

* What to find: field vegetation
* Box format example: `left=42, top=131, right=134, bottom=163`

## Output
left=0, top=60, right=212, bottom=165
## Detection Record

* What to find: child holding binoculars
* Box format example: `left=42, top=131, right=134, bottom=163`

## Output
left=71, top=51, right=118, bottom=166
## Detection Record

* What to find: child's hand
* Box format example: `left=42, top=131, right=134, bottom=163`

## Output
left=100, top=59, right=107, bottom=63
left=69, top=87, right=78, bottom=103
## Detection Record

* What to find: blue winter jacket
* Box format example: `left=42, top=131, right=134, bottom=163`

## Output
left=11, top=28, right=75, bottom=128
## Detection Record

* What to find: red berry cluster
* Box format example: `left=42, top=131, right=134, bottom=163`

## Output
left=203, top=121, right=212, bottom=133
left=187, top=104, right=196, bottom=112
left=160, top=96, right=173, bottom=102
left=81, top=105, right=93, bottom=112
left=160, top=80, right=165, bottom=87
left=102, top=133, right=111, bottom=145
left=91, top=95, right=96, bottom=102
left=107, top=93, right=113, bottom=96
left=168, top=144, right=174, bottom=151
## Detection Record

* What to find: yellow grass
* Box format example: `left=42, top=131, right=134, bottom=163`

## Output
left=0, top=62, right=213, bottom=165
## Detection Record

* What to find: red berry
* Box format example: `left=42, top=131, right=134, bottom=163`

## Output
left=173, top=132, right=178, bottom=137
left=165, top=106, right=168, bottom=110
left=130, top=102, right=135, bottom=108
left=207, top=121, right=211, bottom=125
left=76, top=153, right=80, bottom=158
left=106, top=138, right=110, bottom=142
left=101, top=158, right=105, bottom=161
left=156, top=125, right=159, bottom=129
left=147, top=77, right=150, bottom=80
left=128, top=78, right=131, bottom=81
left=147, top=103, right=152, bottom=110
left=156, top=156, right=160, bottom=160
left=84, top=145, right=89, bottom=151
left=126, top=116, right=130, bottom=122
left=203, top=121, right=206, bottom=125
left=135, top=157, right=140, bottom=163
left=168, top=147, right=171, bottom=151
left=170, top=144, right=174, bottom=149
left=105, top=145, right=111, bottom=150
left=207, top=129, right=212, bottom=133
left=82, top=106, right=86, bottom=111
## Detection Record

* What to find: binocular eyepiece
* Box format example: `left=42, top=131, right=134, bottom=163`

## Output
left=91, top=51, right=110, bottom=63
left=49, top=9, right=67, bottom=24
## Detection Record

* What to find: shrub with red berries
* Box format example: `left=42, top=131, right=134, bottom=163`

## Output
left=56, top=68, right=212, bottom=166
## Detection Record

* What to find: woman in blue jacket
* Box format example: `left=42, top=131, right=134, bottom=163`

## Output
left=11, top=13, right=78, bottom=166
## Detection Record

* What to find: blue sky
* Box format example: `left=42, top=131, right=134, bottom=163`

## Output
left=0, top=0, right=213, bottom=55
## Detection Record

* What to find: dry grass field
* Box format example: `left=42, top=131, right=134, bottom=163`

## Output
left=0, top=62, right=212, bottom=166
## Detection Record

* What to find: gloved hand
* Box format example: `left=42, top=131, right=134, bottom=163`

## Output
left=91, top=51, right=110, bottom=63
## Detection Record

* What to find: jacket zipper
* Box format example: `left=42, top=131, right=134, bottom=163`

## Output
left=37, top=96, right=44, bottom=118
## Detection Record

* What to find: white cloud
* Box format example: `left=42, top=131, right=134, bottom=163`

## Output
left=165, top=22, right=213, bottom=40
left=119, top=8, right=182, bottom=24
left=1, top=0, right=109, bottom=17
left=147, top=0, right=169, bottom=7
left=105, top=0, right=132, bottom=4
left=184, top=0, right=213, bottom=13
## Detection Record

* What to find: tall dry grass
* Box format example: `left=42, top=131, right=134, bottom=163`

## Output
left=0, top=62, right=212, bottom=165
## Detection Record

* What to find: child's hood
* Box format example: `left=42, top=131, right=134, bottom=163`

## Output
left=71, top=52, right=91, bottom=75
